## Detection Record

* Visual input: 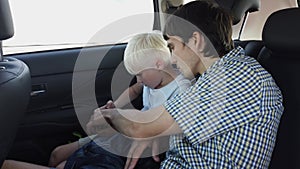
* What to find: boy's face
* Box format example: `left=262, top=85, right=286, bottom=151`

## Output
left=136, top=68, right=163, bottom=89
left=167, top=35, right=201, bottom=79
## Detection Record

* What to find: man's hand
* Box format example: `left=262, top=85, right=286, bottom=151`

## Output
left=124, top=139, right=160, bottom=169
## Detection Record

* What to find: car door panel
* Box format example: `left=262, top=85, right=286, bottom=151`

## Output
left=7, top=44, right=127, bottom=165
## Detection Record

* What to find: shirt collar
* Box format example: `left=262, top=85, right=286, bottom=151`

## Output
left=222, top=46, right=245, bottom=60
left=199, top=46, right=245, bottom=78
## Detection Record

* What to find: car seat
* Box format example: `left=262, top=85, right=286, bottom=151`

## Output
left=0, top=0, right=31, bottom=166
left=258, top=7, right=300, bottom=169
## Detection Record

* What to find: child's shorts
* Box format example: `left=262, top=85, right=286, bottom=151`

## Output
left=64, top=141, right=126, bottom=169
left=63, top=140, right=163, bottom=169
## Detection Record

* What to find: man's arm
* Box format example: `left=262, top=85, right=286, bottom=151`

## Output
left=101, top=105, right=182, bottom=139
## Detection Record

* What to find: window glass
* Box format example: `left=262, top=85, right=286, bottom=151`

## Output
left=232, top=0, right=297, bottom=40
left=183, top=0, right=297, bottom=41
left=3, top=0, right=154, bottom=54
left=183, top=0, right=194, bottom=4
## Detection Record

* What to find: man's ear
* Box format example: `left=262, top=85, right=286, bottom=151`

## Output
left=192, top=31, right=206, bottom=52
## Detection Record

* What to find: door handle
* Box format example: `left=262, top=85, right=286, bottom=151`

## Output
left=30, top=89, right=46, bottom=96
left=31, top=83, right=47, bottom=97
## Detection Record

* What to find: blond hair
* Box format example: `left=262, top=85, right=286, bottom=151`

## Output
left=124, top=31, right=171, bottom=75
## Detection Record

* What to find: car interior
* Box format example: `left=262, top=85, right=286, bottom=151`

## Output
left=0, top=0, right=299, bottom=168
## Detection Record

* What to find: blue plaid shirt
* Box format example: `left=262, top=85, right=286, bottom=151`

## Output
left=162, top=47, right=283, bottom=169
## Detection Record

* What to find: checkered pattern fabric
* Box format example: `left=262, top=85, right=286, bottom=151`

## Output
left=162, top=47, right=283, bottom=169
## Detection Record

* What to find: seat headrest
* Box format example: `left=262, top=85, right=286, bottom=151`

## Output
left=0, top=0, right=14, bottom=40
left=262, top=8, right=300, bottom=54
left=215, top=0, right=260, bottom=25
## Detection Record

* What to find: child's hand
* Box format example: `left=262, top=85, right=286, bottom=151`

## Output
left=99, top=100, right=116, bottom=109
left=86, top=108, right=113, bottom=135
left=105, top=100, right=116, bottom=109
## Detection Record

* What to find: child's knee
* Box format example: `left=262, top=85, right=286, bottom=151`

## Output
left=49, top=145, right=65, bottom=166
left=51, top=145, right=63, bottom=159
left=49, top=141, right=79, bottom=166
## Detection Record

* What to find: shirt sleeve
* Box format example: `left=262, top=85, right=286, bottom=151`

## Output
left=164, top=60, right=262, bottom=145
left=141, top=86, right=149, bottom=111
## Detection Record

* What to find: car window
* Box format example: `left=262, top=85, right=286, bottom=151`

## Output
left=184, top=0, right=297, bottom=41
left=3, top=0, right=154, bottom=55
left=232, top=0, right=297, bottom=40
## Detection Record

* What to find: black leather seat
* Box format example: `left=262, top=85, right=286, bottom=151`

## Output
left=0, top=0, right=31, bottom=166
left=234, top=40, right=264, bottom=59
left=257, top=8, right=300, bottom=169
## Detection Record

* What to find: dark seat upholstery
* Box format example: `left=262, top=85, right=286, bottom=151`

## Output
left=0, top=0, right=31, bottom=166
left=234, top=40, right=264, bottom=59
left=257, top=8, right=300, bottom=169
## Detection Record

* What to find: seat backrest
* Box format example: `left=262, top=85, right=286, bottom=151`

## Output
left=257, top=8, right=300, bottom=169
left=0, top=0, right=31, bottom=166
left=0, top=58, right=31, bottom=164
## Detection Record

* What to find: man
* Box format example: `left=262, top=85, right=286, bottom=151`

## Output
left=90, top=1, right=283, bottom=168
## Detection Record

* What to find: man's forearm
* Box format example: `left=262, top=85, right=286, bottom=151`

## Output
left=102, top=106, right=183, bottom=139
left=103, top=108, right=144, bottom=138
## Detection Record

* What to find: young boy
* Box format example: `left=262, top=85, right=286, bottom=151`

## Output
left=62, top=32, right=191, bottom=169
left=1, top=32, right=191, bottom=169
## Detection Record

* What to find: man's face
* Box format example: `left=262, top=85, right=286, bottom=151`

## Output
left=167, top=35, right=201, bottom=79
